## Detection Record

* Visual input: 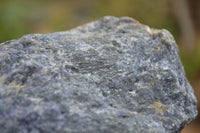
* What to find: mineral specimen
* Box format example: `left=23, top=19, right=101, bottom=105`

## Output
left=0, top=16, right=197, bottom=133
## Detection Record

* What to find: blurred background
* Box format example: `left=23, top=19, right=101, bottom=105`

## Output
left=0, top=0, right=199, bottom=132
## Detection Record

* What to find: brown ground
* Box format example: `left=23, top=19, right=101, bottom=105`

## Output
left=182, top=120, right=200, bottom=133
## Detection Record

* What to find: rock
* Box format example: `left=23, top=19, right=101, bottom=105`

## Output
left=0, top=16, right=197, bottom=133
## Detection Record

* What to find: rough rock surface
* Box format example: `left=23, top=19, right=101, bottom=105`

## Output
left=0, top=16, right=197, bottom=133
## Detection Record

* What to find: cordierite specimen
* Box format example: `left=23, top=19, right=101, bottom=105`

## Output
left=0, top=16, right=197, bottom=133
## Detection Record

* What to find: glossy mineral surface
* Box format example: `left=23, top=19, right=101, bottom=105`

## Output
left=0, top=16, right=197, bottom=133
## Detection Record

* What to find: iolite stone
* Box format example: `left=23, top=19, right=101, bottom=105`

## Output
left=0, top=16, right=197, bottom=133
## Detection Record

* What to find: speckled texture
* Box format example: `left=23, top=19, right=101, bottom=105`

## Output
left=0, top=16, right=197, bottom=133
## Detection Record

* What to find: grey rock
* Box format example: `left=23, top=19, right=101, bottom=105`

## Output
left=0, top=16, right=197, bottom=133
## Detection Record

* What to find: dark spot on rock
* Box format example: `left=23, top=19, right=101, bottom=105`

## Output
left=65, top=64, right=79, bottom=73
left=112, top=40, right=121, bottom=47
left=21, top=40, right=35, bottom=48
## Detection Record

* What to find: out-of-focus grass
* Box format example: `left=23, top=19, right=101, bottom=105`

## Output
left=0, top=0, right=199, bottom=81
left=0, top=0, right=176, bottom=42
left=180, top=42, right=200, bottom=78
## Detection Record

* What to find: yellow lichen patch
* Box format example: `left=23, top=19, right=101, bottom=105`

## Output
left=151, top=29, right=174, bottom=45
left=57, top=76, right=62, bottom=80
left=9, top=81, right=26, bottom=92
left=152, top=101, right=166, bottom=114
left=144, top=74, right=154, bottom=90
left=162, top=31, right=174, bottom=46
left=156, top=70, right=165, bottom=79
left=33, top=33, right=40, bottom=36
left=3, top=53, right=10, bottom=59
left=155, top=45, right=165, bottom=52
left=147, top=81, right=154, bottom=90
left=0, top=75, right=7, bottom=84
left=131, top=111, right=138, bottom=115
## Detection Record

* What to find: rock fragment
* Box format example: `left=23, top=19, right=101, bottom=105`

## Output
left=0, top=16, right=197, bottom=133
